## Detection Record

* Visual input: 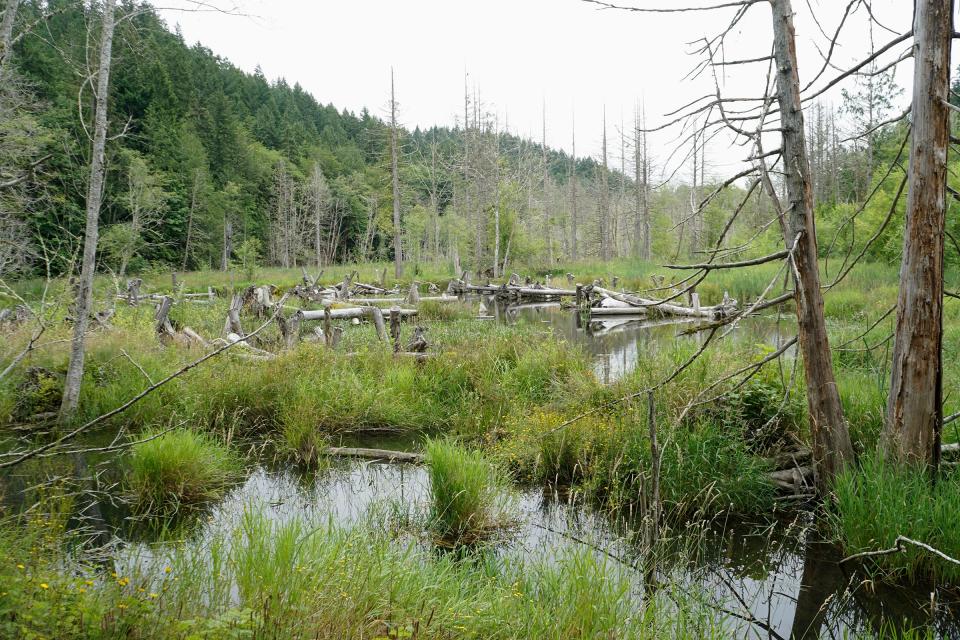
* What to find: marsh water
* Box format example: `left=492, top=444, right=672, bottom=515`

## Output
left=99, top=457, right=959, bottom=639
left=487, top=298, right=796, bottom=383
left=4, top=304, right=956, bottom=639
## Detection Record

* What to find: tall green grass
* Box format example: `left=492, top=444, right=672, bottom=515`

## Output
left=0, top=502, right=732, bottom=639
left=425, top=439, right=514, bottom=543
left=831, top=452, right=960, bottom=583
left=127, top=427, right=241, bottom=513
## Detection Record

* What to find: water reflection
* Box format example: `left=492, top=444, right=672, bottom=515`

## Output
left=115, top=459, right=959, bottom=639
left=486, top=298, right=796, bottom=383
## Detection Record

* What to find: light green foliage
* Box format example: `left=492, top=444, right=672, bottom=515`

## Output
left=832, top=453, right=960, bottom=583
left=232, top=237, right=262, bottom=281
left=127, top=427, right=241, bottom=513
left=424, top=439, right=514, bottom=543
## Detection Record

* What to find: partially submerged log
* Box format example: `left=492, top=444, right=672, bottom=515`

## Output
left=295, top=307, right=418, bottom=322
left=590, top=286, right=737, bottom=319
left=448, top=280, right=577, bottom=299
left=326, top=446, right=424, bottom=464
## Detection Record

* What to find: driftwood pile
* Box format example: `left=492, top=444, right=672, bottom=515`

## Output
left=585, top=285, right=737, bottom=320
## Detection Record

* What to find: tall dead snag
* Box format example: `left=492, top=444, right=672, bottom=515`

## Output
left=770, top=0, right=853, bottom=488
left=60, top=0, right=116, bottom=420
left=883, top=0, right=952, bottom=468
left=390, top=68, right=403, bottom=278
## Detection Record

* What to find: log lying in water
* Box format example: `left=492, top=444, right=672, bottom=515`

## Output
left=448, top=280, right=577, bottom=299
left=325, top=447, right=424, bottom=464
left=336, top=295, right=459, bottom=305
left=295, top=307, right=418, bottom=322
left=590, top=286, right=737, bottom=319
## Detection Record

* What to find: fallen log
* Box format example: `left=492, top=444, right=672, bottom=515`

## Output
left=767, top=465, right=814, bottom=492
left=326, top=447, right=424, bottom=464
left=449, top=281, right=577, bottom=298
left=295, top=307, right=418, bottom=322
left=591, top=286, right=737, bottom=319
left=334, top=295, right=458, bottom=305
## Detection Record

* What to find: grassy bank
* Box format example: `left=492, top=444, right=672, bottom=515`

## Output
left=0, top=502, right=730, bottom=640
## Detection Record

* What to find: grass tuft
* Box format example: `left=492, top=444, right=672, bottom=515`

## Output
left=126, top=427, right=241, bottom=513
left=831, top=452, right=960, bottom=583
left=425, top=438, right=514, bottom=543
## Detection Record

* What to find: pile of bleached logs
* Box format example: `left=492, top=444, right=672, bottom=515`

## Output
left=586, top=285, right=738, bottom=320
left=447, top=279, right=576, bottom=302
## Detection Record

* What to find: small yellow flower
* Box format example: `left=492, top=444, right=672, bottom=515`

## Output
left=39, top=583, right=49, bottom=590
left=78, top=588, right=86, bottom=594
left=164, top=567, right=172, bottom=574
left=16, top=564, right=24, bottom=570
left=118, top=603, right=127, bottom=610
left=149, top=592, right=158, bottom=599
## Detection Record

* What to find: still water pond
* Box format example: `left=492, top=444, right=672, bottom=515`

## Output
left=489, top=299, right=795, bottom=383
left=113, top=457, right=960, bottom=639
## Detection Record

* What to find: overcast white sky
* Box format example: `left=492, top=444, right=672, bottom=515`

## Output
left=157, top=0, right=928, bottom=182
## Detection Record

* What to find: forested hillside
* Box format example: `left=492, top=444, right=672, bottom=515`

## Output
left=1, top=0, right=957, bottom=280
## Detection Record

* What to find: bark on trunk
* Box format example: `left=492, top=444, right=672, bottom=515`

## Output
left=59, top=0, right=116, bottom=420
left=883, top=0, right=951, bottom=469
left=0, top=0, right=18, bottom=71
left=771, top=0, right=853, bottom=490
left=390, top=68, right=403, bottom=278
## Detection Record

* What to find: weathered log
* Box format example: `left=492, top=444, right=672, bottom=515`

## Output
left=407, top=325, right=428, bottom=353
left=406, top=282, right=420, bottom=305
left=367, top=306, right=387, bottom=341
left=125, top=278, right=142, bottom=306
left=767, top=465, right=814, bottom=492
left=325, top=447, right=424, bottom=464
left=277, top=312, right=302, bottom=349
left=224, top=294, right=244, bottom=336
left=154, top=296, right=176, bottom=340
left=338, top=270, right=358, bottom=299
left=591, top=286, right=736, bottom=319
left=390, top=308, right=402, bottom=353
left=450, top=282, right=577, bottom=297
left=295, top=307, right=418, bottom=322
left=338, top=295, right=457, bottom=305
left=226, top=332, right=275, bottom=359
left=588, top=306, right=652, bottom=317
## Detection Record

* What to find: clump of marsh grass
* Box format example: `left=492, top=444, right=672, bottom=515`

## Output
left=831, top=452, right=960, bottom=584
left=127, top=427, right=242, bottom=514
left=425, top=438, right=515, bottom=544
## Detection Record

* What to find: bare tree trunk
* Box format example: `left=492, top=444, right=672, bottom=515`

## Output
left=884, top=0, right=952, bottom=468
left=60, top=0, right=116, bottom=420
left=0, top=0, right=18, bottom=71
left=182, top=169, right=201, bottom=272
left=221, top=215, right=232, bottom=271
left=570, top=111, right=578, bottom=260
left=492, top=119, right=501, bottom=278
left=542, top=103, right=553, bottom=265
left=390, top=68, right=403, bottom=277
left=634, top=104, right=651, bottom=261
left=430, top=132, right=440, bottom=258
left=600, top=108, right=610, bottom=261
left=771, top=0, right=853, bottom=490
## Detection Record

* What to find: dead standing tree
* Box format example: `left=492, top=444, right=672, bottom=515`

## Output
left=60, top=0, right=116, bottom=420
left=883, top=0, right=952, bottom=469
left=581, top=0, right=916, bottom=490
